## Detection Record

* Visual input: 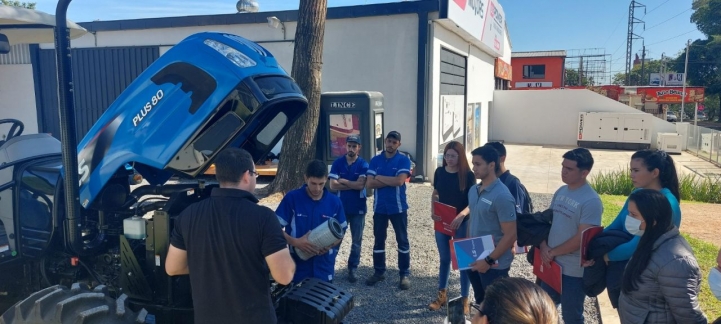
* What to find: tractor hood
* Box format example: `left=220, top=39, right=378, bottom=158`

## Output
left=75, top=32, right=307, bottom=208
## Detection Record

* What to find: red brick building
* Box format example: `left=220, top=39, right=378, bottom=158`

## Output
left=510, top=50, right=566, bottom=89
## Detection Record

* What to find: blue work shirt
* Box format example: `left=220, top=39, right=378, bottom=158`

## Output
left=329, top=156, right=369, bottom=215
left=275, top=185, right=348, bottom=283
left=367, top=152, right=412, bottom=214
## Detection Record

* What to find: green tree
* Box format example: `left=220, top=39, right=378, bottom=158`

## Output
left=565, top=68, right=595, bottom=86
left=612, top=59, right=670, bottom=86
left=691, top=0, right=721, bottom=42
left=672, top=0, right=721, bottom=121
left=0, top=0, right=36, bottom=9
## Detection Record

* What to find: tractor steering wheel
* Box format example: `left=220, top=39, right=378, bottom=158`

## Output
left=0, top=119, right=25, bottom=144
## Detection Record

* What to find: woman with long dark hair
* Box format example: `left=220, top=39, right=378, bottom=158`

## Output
left=599, top=149, right=682, bottom=306
left=618, top=189, right=706, bottom=323
left=429, top=141, right=475, bottom=314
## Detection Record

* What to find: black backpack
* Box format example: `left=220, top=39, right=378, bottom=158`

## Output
left=503, top=174, right=533, bottom=214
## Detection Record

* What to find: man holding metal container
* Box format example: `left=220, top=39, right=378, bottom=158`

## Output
left=276, top=159, right=348, bottom=283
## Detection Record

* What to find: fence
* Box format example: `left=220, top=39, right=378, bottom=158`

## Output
left=686, top=124, right=721, bottom=167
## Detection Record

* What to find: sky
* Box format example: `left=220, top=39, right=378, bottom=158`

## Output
left=30, top=0, right=705, bottom=84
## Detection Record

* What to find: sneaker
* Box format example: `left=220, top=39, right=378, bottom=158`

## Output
left=347, top=269, right=357, bottom=283
left=365, top=273, right=385, bottom=286
left=399, top=276, right=410, bottom=290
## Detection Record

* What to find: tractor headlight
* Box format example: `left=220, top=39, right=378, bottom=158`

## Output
left=204, top=39, right=256, bottom=68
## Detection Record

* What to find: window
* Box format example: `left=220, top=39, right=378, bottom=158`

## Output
left=494, top=78, right=509, bottom=90
left=523, top=65, right=546, bottom=79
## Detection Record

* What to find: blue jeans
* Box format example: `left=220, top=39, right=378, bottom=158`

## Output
left=541, top=274, right=585, bottom=324
left=467, top=268, right=510, bottom=305
left=346, top=213, right=365, bottom=270
left=372, top=211, right=410, bottom=277
left=435, top=219, right=470, bottom=297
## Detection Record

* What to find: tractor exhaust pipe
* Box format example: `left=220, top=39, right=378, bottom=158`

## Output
left=55, top=0, right=84, bottom=256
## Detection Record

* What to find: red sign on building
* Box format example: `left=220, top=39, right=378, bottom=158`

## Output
left=637, top=87, right=705, bottom=103
left=495, top=58, right=512, bottom=81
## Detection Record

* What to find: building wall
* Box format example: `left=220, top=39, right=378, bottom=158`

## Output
left=427, top=22, right=495, bottom=180
left=491, top=89, right=677, bottom=148
left=0, top=65, right=38, bottom=135
left=510, top=56, right=564, bottom=89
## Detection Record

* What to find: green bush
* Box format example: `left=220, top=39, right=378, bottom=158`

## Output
left=590, top=169, right=721, bottom=204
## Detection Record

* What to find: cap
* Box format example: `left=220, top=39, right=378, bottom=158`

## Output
left=346, top=135, right=361, bottom=144
left=386, top=131, right=401, bottom=141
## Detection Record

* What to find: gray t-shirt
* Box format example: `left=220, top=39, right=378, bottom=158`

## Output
left=548, top=183, right=603, bottom=277
left=468, top=178, right=517, bottom=269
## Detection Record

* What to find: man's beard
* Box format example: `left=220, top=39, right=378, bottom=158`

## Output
left=347, top=151, right=356, bottom=158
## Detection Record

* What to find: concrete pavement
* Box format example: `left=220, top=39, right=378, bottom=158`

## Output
left=502, top=144, right=721, bottom=195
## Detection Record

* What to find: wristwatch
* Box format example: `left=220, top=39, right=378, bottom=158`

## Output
left=485, top=255, right=495, bottom=266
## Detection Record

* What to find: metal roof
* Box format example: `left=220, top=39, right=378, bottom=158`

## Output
left=512, top=50, right=567, bottom=58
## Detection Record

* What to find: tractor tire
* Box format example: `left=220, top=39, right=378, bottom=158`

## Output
left=0, top=283, right=148, bottom=324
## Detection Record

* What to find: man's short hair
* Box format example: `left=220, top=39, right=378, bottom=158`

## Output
left=214, top=148, right=254, bottom=184
left=305, top=159, right=328, bottom=178
left=471, top=145, right=500, bottom=173
left=562, top=148, right=595, bottom=171
left=485, top=141, right=507, bottom=157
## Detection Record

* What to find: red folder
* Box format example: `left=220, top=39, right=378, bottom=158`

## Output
left=433, top=201, right=457, bottom=236
left=533, top=247, right=563, bottom=294
left=580, top=226, right=604, bottom=265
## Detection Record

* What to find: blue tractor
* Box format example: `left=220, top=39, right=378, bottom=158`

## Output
left=0, top=2, right=351, bottom=323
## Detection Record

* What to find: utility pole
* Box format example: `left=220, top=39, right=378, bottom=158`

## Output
left=680, top=39, right=690, bottom=123
left=578, top=56, right=583, bottom=86
left=660, top=52, right=666, bottom=86
left=640, top=42, right=646, bottom=86
left=625, top=0, right=646, bottom=86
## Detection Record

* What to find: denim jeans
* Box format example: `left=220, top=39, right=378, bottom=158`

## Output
left=346, top=213, right=365, bottom=270
left=435, top=219, right=470, bottom=297
left=467, top=268, right=509, bottom=305
left=541, top=274, right=586, bottom=324
left=372, top=211, right=410, bottom=277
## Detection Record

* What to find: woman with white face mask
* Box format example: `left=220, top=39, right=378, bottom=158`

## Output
left=618, top=189, right=707, bottom=324
left=597, top=149, right=682, bottom=308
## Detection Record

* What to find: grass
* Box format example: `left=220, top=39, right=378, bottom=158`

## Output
left=599, top=195, right=721, bottom=320
left=591, top=169, right=721, bottom=204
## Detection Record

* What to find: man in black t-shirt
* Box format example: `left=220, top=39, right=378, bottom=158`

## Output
left=166, top=148, right=295, bottom=324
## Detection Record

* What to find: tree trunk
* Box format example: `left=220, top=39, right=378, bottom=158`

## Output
left=266, top=0, right=327, bottom=194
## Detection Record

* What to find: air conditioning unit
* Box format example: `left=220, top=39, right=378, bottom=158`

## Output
left=657, top=133, right=683, bottom=154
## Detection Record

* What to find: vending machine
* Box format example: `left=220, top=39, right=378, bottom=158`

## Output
left=317, top=91, right=385, bottom=165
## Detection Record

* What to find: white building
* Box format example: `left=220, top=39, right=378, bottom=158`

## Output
left=0, top=0, right=513, bottom=181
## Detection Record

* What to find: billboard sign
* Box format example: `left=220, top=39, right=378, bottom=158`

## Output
left=637, top=87, right=704, bottom=103
left=495, top=58, right=512, bottom=80
left=443, top=0, right=506, bottom=57
left=649, top=73, right=685, bottom=86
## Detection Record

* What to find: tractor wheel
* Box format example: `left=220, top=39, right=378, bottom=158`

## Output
left=0, top=283, right=148, bottom=324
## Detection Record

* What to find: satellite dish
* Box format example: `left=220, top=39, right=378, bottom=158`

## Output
left=236, top=0, right=259, bottom=13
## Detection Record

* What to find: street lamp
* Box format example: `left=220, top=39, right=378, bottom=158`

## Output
left=267, top=16, right=287, bottom=40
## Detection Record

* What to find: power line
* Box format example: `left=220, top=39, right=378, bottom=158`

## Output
left=645, top=0, right=671, bottom=15
left=646, top=29, right=697, bottom=46
left=602, top=16, right=627, bottom=48
left=645, top=8, right=692, bottom=30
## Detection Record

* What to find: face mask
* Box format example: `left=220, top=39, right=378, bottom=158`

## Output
left=625, top=215, right=645, bottom=236
left=709, top=267, right=721, bottom=301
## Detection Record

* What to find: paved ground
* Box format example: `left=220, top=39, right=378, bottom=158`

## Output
left=501, top=144, right=721, bottom=194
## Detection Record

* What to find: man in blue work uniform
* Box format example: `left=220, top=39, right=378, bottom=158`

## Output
left=365, top=131, right=413, bottom=290
left=329, top=135, right=369, bottom=283
left=276, top=159, right=348, bottom=283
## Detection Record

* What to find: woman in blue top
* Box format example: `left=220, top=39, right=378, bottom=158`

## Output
left=602, top=149, right=681, bottom=308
